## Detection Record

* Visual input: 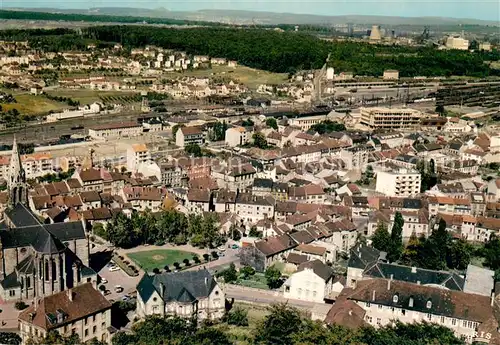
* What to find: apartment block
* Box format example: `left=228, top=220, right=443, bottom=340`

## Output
left=360, top=107, right=423, bottom=130
left=375, top=170, right=421, bottom=197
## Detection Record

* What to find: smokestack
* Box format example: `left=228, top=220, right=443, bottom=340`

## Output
left=372, top=290, right=376, bottom=301
left=67, top=289, right=74, bottom=302
left=491, top=292, right=495, bottom=307
left=159, top=282, right=165, bottom=297
left=388, top=274, right=393, bottom=290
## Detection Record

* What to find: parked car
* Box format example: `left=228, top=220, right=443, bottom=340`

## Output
left=104, top=290, right=111, bottom=296
left=114, top=285, right=124, bottom=293
left=109, top=266, right=121, bottom=272
left=231, top=244, right=239, bottom=249
left=100, top=278, right=108, bottom=284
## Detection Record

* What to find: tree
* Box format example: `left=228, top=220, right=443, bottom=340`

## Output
left=401, top=232, right=423, bottom=266
left=241, top=118, right=254, bottom=127
left=265, top=117, right=278, bottom=130
left=0, top=333, right=21, bottom=345
left=185, top=143, right=203, bottom=157
left=219, top=263, right=238, bottom=283
left=310, top=120, right=346, bottom=134
left=252, top=132, right=268, bottom=149
left=106, top=212, right=137, bottom=248
left=388, top=212, right=404, bottom=262
left=447, top=239, right=472, bottom=270
left=240, top=266, right=256, bottom=279
left=371, top=221, right=391, bottom=253
left=254, top=304, right=303, bottom=345
left=209, top=121, right=228, bottom=141
left=223, top=307, right=249, bottom=326
left=172, top=124, right=185, bottom=138
left=248, top=226, right=262, bottom=238
left=265, top=265, right=282, bottom=289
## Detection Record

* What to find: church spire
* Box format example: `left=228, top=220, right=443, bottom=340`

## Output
left=8, top=136, right=27, bottom=206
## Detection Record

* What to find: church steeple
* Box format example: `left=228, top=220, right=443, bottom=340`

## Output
left=8, top=136, right=27, bottom=206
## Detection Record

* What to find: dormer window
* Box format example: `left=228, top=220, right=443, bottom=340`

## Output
left=426, top=300, right=432, bottom=309
left=409, top=297, right=414, bottom=307
left=393, top=294, right=399, bottom=303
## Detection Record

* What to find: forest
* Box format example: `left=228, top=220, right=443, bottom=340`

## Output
left=0, top=25, right=498, bottom=77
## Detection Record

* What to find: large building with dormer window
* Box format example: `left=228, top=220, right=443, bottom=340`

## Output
left=330, top=278, right=500, bottom=344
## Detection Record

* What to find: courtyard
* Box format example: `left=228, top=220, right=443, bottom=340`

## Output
left=127, top=249, right=198, bottom=272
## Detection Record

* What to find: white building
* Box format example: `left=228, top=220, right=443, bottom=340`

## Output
left=339, top=278, right=498, bottom=344
left=446, top=36, right=470, bottom=50
left=283, top=260, right=336, bottom=303
left=176, top=126, right=205, bottom=148
left=127, top=143, right=151, bottom=172
left=136, top=270, right=225, bottom=321
left=360, top=107, right=423, bottom=130
left=88, top=122, right=143, bottom=139
left=225, top=126, right=254, bottom=147
left=375, top=170, right=421, bottom=197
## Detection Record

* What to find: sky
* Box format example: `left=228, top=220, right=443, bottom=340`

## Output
left=1, top=0, right=499, bottom=21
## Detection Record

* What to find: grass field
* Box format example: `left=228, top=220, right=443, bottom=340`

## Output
left=45, top=89, right=140, bottom=105
left=1, top=93, right=67, bottom=116
left=164, top=65, right=288, bottom=90
left=127, top=249, right=197, bottom=271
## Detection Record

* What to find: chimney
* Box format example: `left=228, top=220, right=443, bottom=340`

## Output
left=159, top=282, right=165, bottom=297
left=348, top=310, right=353, bottom=316
left=417, top=280, right=421, bottom=285
left=491, top=292, right=495, bottom=307
left=387, top=274, right=393, bottom=290
left=372, top=290, right=376, bottom=301
left=67, top=289, right=74, bottom=302
left=411, top=266, right=417, bottom=273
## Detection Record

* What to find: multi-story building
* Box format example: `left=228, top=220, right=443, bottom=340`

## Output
left=126, top=144, right=151, bottom=173
left=160, top=162, right=183, bottom=187
left=375, top=170, right=421, bottom=197
left=340, top=146, right=372, bottom=170
left=383, top=70, right=399, bottom=80
left=88, top=122, right=143, bottom=139
left=18, top=283, right=112, bottom=345
left=446, top=36, right=469, bottom=50
left=136, top=270, right=225, bottom=321
left=212, top=163, right=256, bottom=192
left=235, top=193, right=275, bottom=224
left=225, top=126, right=254, bottom=147
left=176, top=126, right=205, bottom=147
left=283, top=260, right=336, bottom=303
left=288, top=114, right=328, bottom=131
left=338, top=278, right=497, bottom=344
left=360, top=107, right=423, bottom=130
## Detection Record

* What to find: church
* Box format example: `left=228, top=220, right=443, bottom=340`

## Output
left=0, top=138, right=96, bottom=301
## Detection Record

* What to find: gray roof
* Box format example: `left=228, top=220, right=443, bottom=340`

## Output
left=298, top=260, right=335, bottom=281
left=348, top=244, right=385, bottom=270
left=0, top=203, right=85, bottom=254
left=1, top=271, right=21, bottom=289
left=363, top=262, right=465, bottom=291
left=137, top=269, right=217, bottom=303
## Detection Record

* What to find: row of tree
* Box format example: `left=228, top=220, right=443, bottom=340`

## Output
left=94, top=211, right=225, bottom=249
left=110, top=304, right=467, bottom=345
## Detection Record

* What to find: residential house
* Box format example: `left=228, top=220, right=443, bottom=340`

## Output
left=288, top=184, right=325, bottom=204
left=186, top=189, right=210, bottom=214
left=283, top=260, right=336, bottom=303
left=225, top=126, right=254, bottom=147
left=239, top=234, right=297, bottom=272
left=176, top=126, right=205, bottom=148
left=18, top=283, right=112, bottom=345
left=136, top=270, right=225, bottom=321
left=234, top=193, right=274, bottom=224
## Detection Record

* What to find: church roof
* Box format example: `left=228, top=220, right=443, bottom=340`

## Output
left=0, top=203, right=85, bottom=254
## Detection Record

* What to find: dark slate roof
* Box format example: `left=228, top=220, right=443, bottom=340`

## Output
left=298, top=260, right=335, bottom=281
left=403, top=198, right=422, bottom=209
left=45, top=222, right=86, bottom=242
left=6, top=203, right=40, bottom=227
left=1, top=271, right=21, bottom=289
left=81, top=265, right=97, bottom=277
left=363, top=262, right=465, bottom=291
left=253, top=178, right=273, bottom=189
left=17, top=255, right=35, bottom=274
left=137, top=270, right=217, bottom=303
left=348, top=244, right=385, bottom=270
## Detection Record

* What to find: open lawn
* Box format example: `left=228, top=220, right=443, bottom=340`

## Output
left=1, top=93, right=66, bottom=116
left=45, top=89, right=140, bottom=105
left=127, top=249, right=197, bottom=271
left=164, top=65, right=288, bottom=90
left=219, top=302, right=269, bottom=345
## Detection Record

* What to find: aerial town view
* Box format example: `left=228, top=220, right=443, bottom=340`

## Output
left=0, top=0, right=496, bottom=344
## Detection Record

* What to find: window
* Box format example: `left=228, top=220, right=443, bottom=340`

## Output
left=101, top=322, right=106, bottom=329
left=427, top=314, right=432, bottom=320
left=153, top=297, right=157, bottom=302
left=452, top=319, right=456, bottom=326
left=376, top=318, right=381, bottom=325
left=463, top=321, right=467, bottom=327
left=93, top=315, right=96, bottom=322
left=366, top=316, right=373, bottom=323
left=85, top=318, right=88, bottom=326
left=440, top=316, right=445, bottom=324
left=378, top=305, right=383, bottom=310
left=426, top=300, right=432, bottom=309
left=393, top=294, right=399, bottom=303
left=366, top=302, right=371, bottom=307
left=85, top=329, right=89, bottom=337
left=402, top=309, right=406, bottom=316
left=93, top=326, right=97, bottom=334
left=215, top=291, right=219, bottom=296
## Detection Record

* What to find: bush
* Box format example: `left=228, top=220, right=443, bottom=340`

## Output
left=211, top=251, right=219, bottom=259
left=164, top=265, right=170, bottom=272
left=152, top=268, right=160, bottom=274
left=203, top=254, right=210, bottom=262
left=173, top=262, right=180, bottom=269
left=15, top=301, right=28, bottom=310
left=223, top=307, right=249, bottom=326
left=193, top=256, right=200, bottom=264
left=183, top=258, right=191, bottom=266
left=240, top=266, right=256, bottom=279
